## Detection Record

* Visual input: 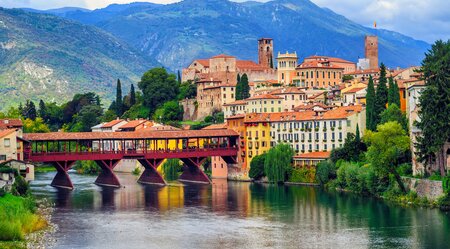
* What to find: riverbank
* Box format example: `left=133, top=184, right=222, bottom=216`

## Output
left=0, top=194, right=53, bottom=248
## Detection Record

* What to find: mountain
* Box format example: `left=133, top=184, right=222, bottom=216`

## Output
left=44, top=0, right=430, bottom=70
left=0, top=8, right=157, bottom=111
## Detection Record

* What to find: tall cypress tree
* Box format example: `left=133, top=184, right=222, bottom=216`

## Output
left=115, top=79, right=123, bottom=116
left=130, top=84, right=136, bottom=106
left=388, top=76, right=395, bottom=105
left=415, top=40, right=450, bottom=176
left=366, top=75, right=376, bottom=130
left=38, top=99, right=46, bottom=119
left=355, top=124, right=361, bottom=143
left=235, top=74, right=242, bottom=100
left=241, top=73, right=250, bottom=99
left=392, top=80, right=401, bottom=107
left=374, top=63, right=388, bottom=128
left=177, top=70, right=182, bottom=85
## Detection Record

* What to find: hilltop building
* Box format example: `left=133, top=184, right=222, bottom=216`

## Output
left=365, top=35, right=379, bottom=70
left=258, top=38, right=274, bottom=68
left=277, top=52, right=298, bottom=85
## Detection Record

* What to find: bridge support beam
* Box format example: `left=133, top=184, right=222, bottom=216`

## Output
left=137, top=159, right=166, bottom=186
left=94, top=160, right=121, bottom=188
left=51, top=161, right=76, bottom=190
left=179, top=157, right=211, bottom=184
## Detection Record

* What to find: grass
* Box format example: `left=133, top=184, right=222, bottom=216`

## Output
left=0, top=194, right=48, bottom=241
left=181, top=120, right=202, bottom=126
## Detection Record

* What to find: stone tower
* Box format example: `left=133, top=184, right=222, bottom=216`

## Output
left=365, top=35, right=378, bottom=69
left=258, top=38, right=274, bottom=68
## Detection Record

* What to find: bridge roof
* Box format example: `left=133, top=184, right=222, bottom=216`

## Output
left=24, top=129, right=238, bottom=141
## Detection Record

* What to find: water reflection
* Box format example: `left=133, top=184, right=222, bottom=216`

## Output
left=30, top=172, right=450, bottom=249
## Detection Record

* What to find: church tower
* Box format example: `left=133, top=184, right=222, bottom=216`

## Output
left=258, top=38, right=274, bottom=68
left=365, top=35, right=378, bottom=69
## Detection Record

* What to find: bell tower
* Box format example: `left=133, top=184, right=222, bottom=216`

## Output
left=258, top=38, right=274, bottom=68
left=365, top=35, right=378, bottom=69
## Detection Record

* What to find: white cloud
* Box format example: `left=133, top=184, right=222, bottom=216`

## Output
left=0, top=0, right=448, bottom=42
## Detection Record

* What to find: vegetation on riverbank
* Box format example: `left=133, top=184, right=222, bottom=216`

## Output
left=0, top=174, right=48, bottom=246
left=34, top=165, right=57, bottom=173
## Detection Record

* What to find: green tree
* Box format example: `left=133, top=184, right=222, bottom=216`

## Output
left=162, top=159, right=181, bottom=181
left=38, top=100, right=46, bottom=119
left=153, top=100, right=184, bottom=123
left=43, top=102, right=64, bottom=131
left=22, top=100, right=37, bottom=121
left=138, top=68, right=179, bottom=115
left=178, top=81, right=197, bottom=100
left=115, top=79, right=123, bottom=116
left=62, top=92, right=99, bottom=124
left=264, top=143, right=294, bottom=183
left=249, top=154, right=266, bottom=180
left=72, top=105, right=103, bottom=132
left=365, top=121, right=410, bottom=193
left=415, top=40, right=450, bottom=176
left=241, top=73, right=250, bottom=99
left=236, top=74, right=242, bottom=100
left=23, top=118, right=50, bottom=133
left=130, top=84, right=136, bottom=106
left=330, top=133, right=366, bottom=163
left=366, top=75, right=376, bottom=130
left=374, top=63, right=388, bottom=128
left=380, top=104, right=408, bottom=131
left=388, top=77, right=401, bottom=107
left=177, top=70, right=182, bottom=85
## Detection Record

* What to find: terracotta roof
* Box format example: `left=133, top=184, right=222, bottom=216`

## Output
left=211, top=54, right=235, bottom=59
left=293, top=103, right=331, bottom=111
left=226, top=114, right=246, bottom=120
left=223, top=100, right=247, bottom=106
left=270, top=87, right=305, bottom=95
left=119, top=120, right=152, bottom=129
left=143, top=125, right=181, bottom=131
left=0, top=129, right=16, bottom=138
left=0, top=119, right=23, bottom=130
left=305, top=56, right=354, bottom=64
left=102, top=119, right=125, bottom=128
left=294, top=151, right=330, bottom=159
left=308, top=92, right=325, bottom=99
left=247, top=94, right=282, bottom=100
left=344, top=87, right=366, bottom=94
left=244, top=106, right=363, bottom=123
left=297, top=61, right=344, bottom=70
left=23, top=129, right=239, bottom=141
left=236, top=60, right=269, bottom=71
left=344, top=69, right=380, bottom=75
left=202, top=123, right=227, bottom=130
left=196, top=59, right=210, bottom=67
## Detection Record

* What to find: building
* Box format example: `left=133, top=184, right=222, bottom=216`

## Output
left=258, top=38, right=274, bottom=68
left=269, top=87, right=308, bottom=111
left=365, top=35, right=378, bottom=70
left=0, top=129, right=22, bottom=162
left=277, top=52, right=298, bottom=85
left=246, top=94, right=283, bottom=114
left=303, top=56, right=356, bottom=74
left=99, top=119, right=128, bottom=132
left=293, top=151, right=330, bottom=168
left=294, top=60, right=344, bottom=88
left=344, top=68, right=380, bottom=82
left=118, top=119, right=153, bottom=132
left=223, top=100, right=247, bottom=119
left=342, top=87, right=366, bottom=106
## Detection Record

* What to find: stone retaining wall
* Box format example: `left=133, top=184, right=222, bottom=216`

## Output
left=402, top=177, right=444, bottom=200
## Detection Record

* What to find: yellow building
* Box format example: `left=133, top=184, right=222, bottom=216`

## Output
left=0, top=129, right=22, bottom=162
left=277, top=52, right=298, bottom=85
left=244, top=116, right=271, bottom=163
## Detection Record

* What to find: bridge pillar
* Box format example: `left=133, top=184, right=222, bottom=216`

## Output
left=94, top=160, right=121, bottom=188
left=137, top=159, right=166, bottom=186
left=179, top=157, right=211, bottom=184
left=51, top=161, right=76, bottom=190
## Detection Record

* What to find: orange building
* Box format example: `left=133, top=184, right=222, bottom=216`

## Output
left=294, top=60, right=344, bottom=88
left=303, top=56, right=356, bottom=74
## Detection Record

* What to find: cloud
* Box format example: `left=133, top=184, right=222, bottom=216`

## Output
left=0, top=0, right=448, bottom=42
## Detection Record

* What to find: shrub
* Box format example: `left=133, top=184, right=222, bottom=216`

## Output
left=443, top=176, right=450, bottom=194
left=249, top=154, right=266, bottom=180
left=397, top=163, right=413, bottom=176
left=132, top=167, right=141, bottom=176
left=74, top=161, right=100, bottom=175
left=315, top=161, right=336, bottom=185
left=336, top=162, right=359, bottom=191
left=289, top=168, right=316, bottom=183
left=11, top=175, right=30, bottom=197
left=357, top=164, right=377, bottom=194
left=162, top=159, right=182, bottom=181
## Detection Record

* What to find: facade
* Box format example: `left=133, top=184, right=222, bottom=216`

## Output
left=303, top=56, right=356, bottom=74
left=245, top=117, right=271, bottom=164
left=365, top=35, right=379, bottom=70
left=293, top=151, right=330, bottom=168
left=344, top=68, right=380, bottom=81
left=277, top=52, right=298, bottom=85
left=0, top=129, right=22, bottom=162
left=269, top=87, right=308, bottom=111
left=246, top=94, right=283, bottom=113
left=294, top=60, right=344, bottom=88
left=223, top=100, right=247, bottom=119
left=342, top=87, right=366, bottom=106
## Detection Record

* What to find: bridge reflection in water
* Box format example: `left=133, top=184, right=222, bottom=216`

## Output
left=23, top=130, right=239, bottom=189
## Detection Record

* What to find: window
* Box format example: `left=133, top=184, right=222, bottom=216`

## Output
left=262, top=131, right=266, bottom=137
left=4, top=138, right=10, bottom=147
left=347, top=120, right=351, bottom=127
left=221, top=164, right=224, bottom=168
left=0, top=155, right=6, bottom=161
left=214, top=163, right=217, bottom=168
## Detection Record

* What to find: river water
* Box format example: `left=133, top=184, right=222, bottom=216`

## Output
left=30, top=171, right=450, bottom=249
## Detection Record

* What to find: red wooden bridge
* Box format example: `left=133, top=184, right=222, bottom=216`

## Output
left=23, top=129, right=239, bottom=190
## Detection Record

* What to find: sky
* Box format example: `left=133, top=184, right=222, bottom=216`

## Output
left=0, top=0, right=448, bottom=43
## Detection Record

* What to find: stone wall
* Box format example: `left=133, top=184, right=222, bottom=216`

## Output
left=402, top=177, right=444, bottom=200
left=180, top=99, right=197, bottom=121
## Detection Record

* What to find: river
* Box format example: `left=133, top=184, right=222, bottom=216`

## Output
left=30, top=171, right=450, bottom=249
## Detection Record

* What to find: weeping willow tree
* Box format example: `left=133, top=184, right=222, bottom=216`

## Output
left=264, top=143, right=294, bottom=183
left=162, top=159, right=182, bottom=181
